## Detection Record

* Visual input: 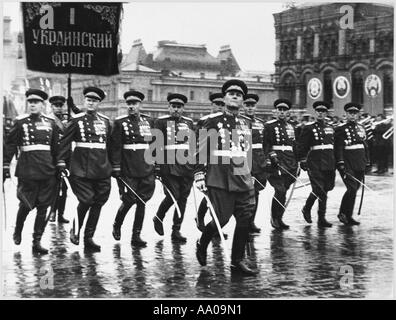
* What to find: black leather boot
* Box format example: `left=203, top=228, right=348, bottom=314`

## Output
left=112, top=224, right=121, bottom=241
left=131, top=230, right=147, bottom=247
left=231, top=260, right=259, bottom=276
left=13, top=204, right=30, bottom=245
left=196, top=240, right=207, bottom=266
left=153, top=216, right=164, bottom=236
left=49, top=211, right=56, bottom=222
left=113, top=202, right=133, bottom=240
left=171, top=229, right=187, bottom=243
left=57, top=211, right=69, bottom=223
left=302, top=206, right=312, bottom=224
left=318, top=217, right=333, bottom=228
left=32, top=207, right=48, bottom=254
left=84, top=238, right=101, bottom=252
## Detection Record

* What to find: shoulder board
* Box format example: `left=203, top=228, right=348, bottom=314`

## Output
left=265, top=119, right=277, bottom=124
left=15, top=114, right=29, bottom=120
left=201, top=112, right=223, bottom=121
left=254, top=116, right=265, bottom=123
left=337, top=122, right=347, bottom=127
left=181, top=116, right=193, bottom=122
left=305, top=121, right=315, bottom=126
left=158, top=115, right=171, bottom=119
left=72, top=113, right=85, bottom=119
left=42, top=114, right=55, bottom=121
left=140, top=113, right=151, bottom=119
left=115, top=115, right=128, bottom=121
left=97, top=112, right=109, bottom=120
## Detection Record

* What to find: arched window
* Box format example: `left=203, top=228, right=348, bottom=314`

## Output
left=280, top=73, right=296, bottom=105
left=330, top=39, right=337, bottom=56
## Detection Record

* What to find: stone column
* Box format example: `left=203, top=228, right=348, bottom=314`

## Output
left=369, top=38, right=375, bottom=53
left=338, top=29, right=346, bottom=55
left=275, top=38, right=281, bottom=61
left=296, top=35, right=302, bottom=59
left=313, top=33, right=320, bottom=57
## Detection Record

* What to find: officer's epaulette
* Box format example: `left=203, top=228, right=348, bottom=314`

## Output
left=265, top=119, right=277, bottom=124
left=158, top=115, right=171, bottom=119
left=239, top=114, right=251, bottom=121
left=115, top=114, right=128, bottom=120
left=181, top=115, right=193, bottom=122
left=97, top=112, right=110, bottom=120
left=72, top=113, right=85, bottom=119
left=305, top=121, right=315, bottom=126
left=336, top=122, right=347, bottom=128
left=15, top=114, right=29, bottom=120
left=200, top=112, right=222, bottom=121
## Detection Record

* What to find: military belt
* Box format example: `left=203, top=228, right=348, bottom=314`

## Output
left=344, top=144, right=364, bottom=150
left=123, top=143, right=148, bottom=150
left=165, top=144, right=189, bottom=150
left=75, top=142, right=106, bottom=149
left=252, top=143, right=262, bottom=149
left=20, top=144, right=51, bottom=152
left=310, top=144, right=333, bottom=150
left=272, top=145, right=293, bottom=151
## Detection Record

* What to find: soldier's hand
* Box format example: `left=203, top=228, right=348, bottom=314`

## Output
left=3, top=167, right=10, bottom=182
left=300, top=160, right=308, bottom=171
left=57, top=166, right=69, bottom=178
left=336, top=162, right=346, bottom=179
left=154, top=165, right=161, bottom=179
left=194, top=172, right=207, bottom=192
left=270, top=154, right=279, bottom=168
left=112, top=170, right=121, bottom=178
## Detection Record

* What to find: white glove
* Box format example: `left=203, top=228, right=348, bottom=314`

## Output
left=194, top=172, right=207, bottom=192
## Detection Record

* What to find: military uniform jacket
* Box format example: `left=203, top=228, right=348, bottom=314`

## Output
left=57, top=111, right=112, bottom=179
left=334, top=121, right=369, bottom=171
left=241, top=114, right=266, bottom=174
left=110, top=113, right=154, bottom=178
left=3, top=113, right=59, bottom=180
left=154, top=114, right=194, bottom=177
left=297, top=120, right=335, bottom=171
left=195, top=112, right=254, bottom=193
left=263, top=119, right=298, bottom=172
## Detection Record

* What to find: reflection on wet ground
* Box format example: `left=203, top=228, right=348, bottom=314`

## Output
left=2, top=173, right=393, bottom=298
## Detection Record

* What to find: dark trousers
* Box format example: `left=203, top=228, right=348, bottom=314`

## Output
left=15, top=177, right=57, bottom=242
left=267, top=173, right=295, bottom=219
left=199, top=187, right=255, bottom=264
left=304, top=170, right=335, bottom=217
left=114, top=174, right=155, bottom=232
left=69, top=176, right=111, bottom=239
left=252, top=171, right=267, bottom=225
left=197, top=197, right=208, bottom=222
left=340, top=170, right=365, bottom=218
left=155, top=174, right=193, bottom=231
left=376, top=145, right=390, bottom=171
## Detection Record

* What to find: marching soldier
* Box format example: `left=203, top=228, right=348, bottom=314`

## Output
left=263, top=98, right=298, bottom=230
left=195, top=92, right=227, bottom=238
left=3, top=89, right=59, bottom=254
left=56, top=87, right=112, bottom=251
left=110, top=90, right=155, bottom=247
left=335, top=102, right=369, bottom=226
left=297, top=101, right=335, bottom=228
left=194, top=79, right=258, bottom=276
left=153, top=93, right=194, bottom=243
left=48, top=95, right=70, bottom=223
left=295, top=114, right=311, bottom=143
left=241, top=93, right=266, bottom=234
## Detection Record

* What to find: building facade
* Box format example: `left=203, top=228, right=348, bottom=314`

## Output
left=274, top=3, right=393, bottom=116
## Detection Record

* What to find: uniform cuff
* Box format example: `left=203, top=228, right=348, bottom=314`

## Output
left=56, top=160, right=66, bottom=167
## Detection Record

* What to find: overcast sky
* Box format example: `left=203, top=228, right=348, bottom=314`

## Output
left=3, top=1, right=287, bottom=72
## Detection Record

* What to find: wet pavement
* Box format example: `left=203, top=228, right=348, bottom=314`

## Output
left=1, top=171, right=394, bottom=298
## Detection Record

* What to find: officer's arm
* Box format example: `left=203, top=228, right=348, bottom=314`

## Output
left=109, top=120, right=122, bottom=173
left=50, top=120, right=60, bottom=163
left=56, top=119, right=77, bottom=168
left=3, top=119, right=20, bottom=170
left=262, top=124, right=274, bottom=165
left=334, top=126, right=345, bottom=165
left=296, top=126, right=311, bottom=162
left=362, top=126, right=370, bottom=165
left=192, top=117, right=214, bottom=175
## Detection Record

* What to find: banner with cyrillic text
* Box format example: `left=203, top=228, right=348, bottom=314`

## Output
left=22, top=2, right=122, bottom=75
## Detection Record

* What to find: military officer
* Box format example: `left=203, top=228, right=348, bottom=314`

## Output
left=194, top=79, right=258, bottom=276
left=152, top=93, right=194, bottom=243
left=48, top=95, right=70, bottom=224
left=195, top=92, right=228, bottom=239
left=297, top=101, right=335, bottom=228
left=241, top=93, right=267, bottom=234
left=56, top=87, right=112, bottom=251
left=110, top=90, right=155, bottom=247
left=335, top=102, right=369, bottom=226
left=263, top=98, right=298, bottom=230
left=3, top=89, right=59, bottom=254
